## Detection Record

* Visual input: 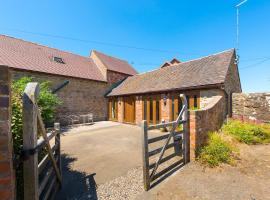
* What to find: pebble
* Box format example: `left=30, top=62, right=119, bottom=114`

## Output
left=97, top=167, right=144, bottom=200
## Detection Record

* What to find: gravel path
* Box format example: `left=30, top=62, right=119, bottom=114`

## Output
left=97, top=167, right=144, bottom=200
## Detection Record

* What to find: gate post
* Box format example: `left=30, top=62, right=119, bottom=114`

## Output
left=141, top=120, right=150, bottom=191
left=54, top=122, right=62, bottom=185
left=23, top=83, right=40, bottom=200
left=0, top=66, right=15, bottom=200
left=181, top=94, right=190, bottom=164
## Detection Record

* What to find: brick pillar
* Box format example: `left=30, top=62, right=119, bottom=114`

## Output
left=188, top=111, right=197, bottom=160
left=118, top=97, right=124, bottom=123
left=135, top=96, right=143, bottom=125
left=0, top=66, right=15, bottom=200
left=160, top=93, right=170, bottom=122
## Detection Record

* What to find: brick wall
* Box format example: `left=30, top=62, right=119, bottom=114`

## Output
left=189, top=95, right=226, bottom=160
left=0, top=66, right=15, bottom=200
left=232, top=93, right=270, bottom=123
left=90, top=51, right=107, bottom=80
left=11, top=70, right=109, bottom=125
left=160, top=93, right=170, bottom=122
left=135, top=96, right=143, bottom=125
left=117, top=97, right=124, bottom=123
left=107, top=70, right=130, bottom=85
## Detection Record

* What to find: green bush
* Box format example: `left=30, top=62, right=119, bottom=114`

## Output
left=198, top=132, right=235, bottom=167
left=222, top=120, right=270, bottom=144
left=12, top=77, right=61, bottom=199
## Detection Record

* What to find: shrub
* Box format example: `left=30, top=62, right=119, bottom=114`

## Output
left=222, top=120, right=270, bottom=144
left=198, top=132, right=235, bottom=167
left=11, top=77, right=61, bottom=199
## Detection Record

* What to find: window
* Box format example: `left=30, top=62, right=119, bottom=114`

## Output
left=156, top=99, right=160, bottom=124
left=149, top=97, right=153, bottom=123
left=194, top=95, right=198, bottom=108
left=171, top=95, right=175, bottom=121
left=186, top=96, right=189, bottom=109
left=143, top=98, right=147, bottom=120
left=178, top=96, right=183, bottom=115
left=53, top=56, right=65, bottom=64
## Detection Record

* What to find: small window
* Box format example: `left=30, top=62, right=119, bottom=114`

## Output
left=53, top=56, right=65, bottom=64
left=194, top=95, right=198, bottom=108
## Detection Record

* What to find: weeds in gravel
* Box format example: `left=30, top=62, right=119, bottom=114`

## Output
left=222, top=120, right=270, bottom=144
left=198, top=132, right=236, bottom=167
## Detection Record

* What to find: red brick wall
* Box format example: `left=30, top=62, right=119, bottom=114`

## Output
left=0, top=66, right=15, bottom=200
left=188, top=95, right=225, bottom=160
left=160, top=93, right=170, bottom=122
left=135, top=96, right=143, bottom=125
left=117, top=97, right=124, bottom=123
left=107, top=70, right=130, bottom=85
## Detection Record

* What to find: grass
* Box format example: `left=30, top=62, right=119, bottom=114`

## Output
left=222, top=120, right=270, bottom=144
left=198, top=120, right=270, bottom=167
left=198, top=132, right=236, bottom=167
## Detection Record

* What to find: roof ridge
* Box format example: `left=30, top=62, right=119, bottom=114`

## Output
left=133, top=48, right=235, bottom=77
left=0, top=34, right=92, bottom=60
left=178, top=48, right=235, bottom=65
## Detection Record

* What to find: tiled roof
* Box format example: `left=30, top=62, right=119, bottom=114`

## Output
left=93, top=50, right=137, bottom=75
left=108, top=49, right=236, bottom=96
left=0, top=35, right=136, bottom=81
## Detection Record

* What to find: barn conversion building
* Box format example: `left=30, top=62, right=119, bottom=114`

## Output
left=107, top=49, right=242, bottom=125
left=0, top=35, right=137, bottom=125
left=0, top=35, right=241, bottom=127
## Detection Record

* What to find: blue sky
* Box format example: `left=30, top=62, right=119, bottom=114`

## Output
left=0, top=0, right=269, bottom=92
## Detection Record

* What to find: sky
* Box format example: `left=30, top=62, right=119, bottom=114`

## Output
left=0, top=0, right=269, bottom=92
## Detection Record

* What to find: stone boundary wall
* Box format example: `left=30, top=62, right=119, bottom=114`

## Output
left=189, top=95, right=226, bottom=160
left=232, top=93, right=270, bottom=123
left=0, top=66, right=15, bottom=200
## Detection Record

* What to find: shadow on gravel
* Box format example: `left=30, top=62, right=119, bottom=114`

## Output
left=55, top=154, right=98, bottom=200
left=151, top=159, right=185, bottom=189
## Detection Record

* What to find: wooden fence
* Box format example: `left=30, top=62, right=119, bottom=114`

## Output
left=23, top=82, right=62, bottom=200
left=142, top=94, right=188, bottom=191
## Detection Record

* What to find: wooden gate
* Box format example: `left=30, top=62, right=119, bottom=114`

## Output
left=141, top=94, right=188, bottom=191
left=23, top=82, right=62, bottom=200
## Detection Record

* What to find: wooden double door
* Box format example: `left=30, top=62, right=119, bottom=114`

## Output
left=142, top=95, right=161, bottom=125
left=123, top=96, right=135, bottom=123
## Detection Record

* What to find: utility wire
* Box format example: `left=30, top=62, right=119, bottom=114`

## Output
left=2, top=27, right=270, bottom=68
left=240, top=57, right=270, bottom=69
left=0, top=27, right=202, bottom=56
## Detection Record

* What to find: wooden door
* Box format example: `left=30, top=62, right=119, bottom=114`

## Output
left=108, top=98, right=118, bottom=121
left=124, top=96, right=135, bottom=123
left=142, top=95, right=161, bottom=125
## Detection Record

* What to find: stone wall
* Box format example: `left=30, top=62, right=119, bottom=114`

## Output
left=0, top=66, right=15, bottom=200
left=200, top=89, right=224, bottom=109
left=232, top=93, right=270, bottom=123
left=11, top=69, right=109, bottom=125
left=189, top=95, right=226, bottom=160
left=224, top=54, right=242, bottom=115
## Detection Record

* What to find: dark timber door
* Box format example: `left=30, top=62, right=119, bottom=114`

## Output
left=124, top=96, right=135, bottom=123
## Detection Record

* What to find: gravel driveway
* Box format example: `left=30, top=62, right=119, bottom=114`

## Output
left=56, top=121, right=143, bottom=199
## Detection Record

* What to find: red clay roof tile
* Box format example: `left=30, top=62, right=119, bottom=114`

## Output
left=108, top=49, right=236, bottom=96
left=93, top=50, right=137, bottom=75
